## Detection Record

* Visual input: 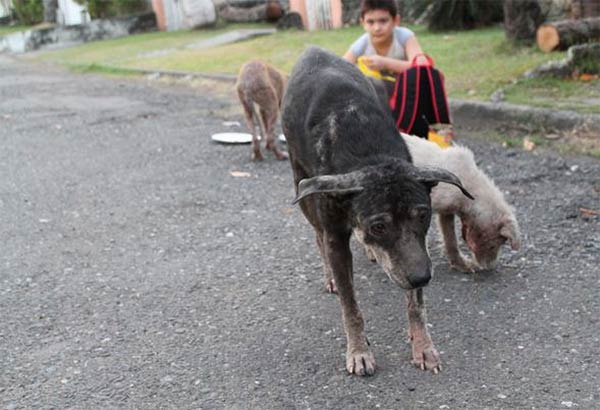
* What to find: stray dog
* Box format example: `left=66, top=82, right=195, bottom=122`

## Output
left=281, top=47, right=473, bottom=376
left=236, top=60, right=288, bottom=161
left=402, top=133, right=521, bottom=272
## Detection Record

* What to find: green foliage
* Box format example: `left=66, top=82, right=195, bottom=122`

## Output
left=73, top=0, right=148, bottom=19
left=113, top=0, right=148, bottom=16
left=87, top=0, right=115, bottom=18
left=12, top=0, right=43, bottom=25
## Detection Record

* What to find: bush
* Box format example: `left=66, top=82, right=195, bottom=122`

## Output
left=74, top=0, right=149, bottom=19
left=13, top=0, right=44, bottom=25
left=86, top=0, right=116, bottom=18
left=113, top=0, right=148, bottom=16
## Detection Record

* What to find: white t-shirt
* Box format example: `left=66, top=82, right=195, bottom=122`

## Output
left=349, top=27, right=415, bottom=61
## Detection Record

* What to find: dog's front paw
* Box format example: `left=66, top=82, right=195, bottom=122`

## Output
left=251, top=151, right=264, bottom=161
left=346, top=347, right=376, bottom=376
left=449, top=254, right=479, bottom=273
left=364, top=246, right=377, bottom=263
left=411, top=344, right=441, bottom=374
left=275, top=150, right=289, bottom=160
left=325, top=278, right=337, bottom=294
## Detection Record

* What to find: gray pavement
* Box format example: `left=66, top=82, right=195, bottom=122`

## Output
left=0, top=54, right=599, bottom=409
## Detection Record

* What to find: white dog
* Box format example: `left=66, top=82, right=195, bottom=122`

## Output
left=402, top=133, right=521, bottom=272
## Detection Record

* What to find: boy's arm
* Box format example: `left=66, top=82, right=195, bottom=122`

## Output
left=405, top=36, right=428, bottom=65
left=343, top=50, right=357, bottom=64
left=363, top=35, right=429, bottom=74
left=362, top=55, right=412, bottom=74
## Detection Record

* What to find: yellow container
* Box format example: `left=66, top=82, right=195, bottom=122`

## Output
left=427, top=130, right=452, bottom=148
left=357, top=56, right=396, bottom=82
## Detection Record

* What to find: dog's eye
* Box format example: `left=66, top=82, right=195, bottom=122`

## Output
left=370, top=222, right=387, bottom=236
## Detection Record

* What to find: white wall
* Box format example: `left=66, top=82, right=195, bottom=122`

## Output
left=0, top=0, right=11, bottom=18
left=57, top=0, right=91, bottom=25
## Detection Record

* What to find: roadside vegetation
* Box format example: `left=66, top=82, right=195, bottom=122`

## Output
left=0, top=25, right=29, bottom=35
left=29, top=22, right=598, bottom=116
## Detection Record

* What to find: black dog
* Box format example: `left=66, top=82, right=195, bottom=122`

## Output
left=281, top=47, right=473, bottom=376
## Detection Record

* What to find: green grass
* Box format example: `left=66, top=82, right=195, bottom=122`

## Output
left=31, top=23, right=599, bottom=113
left=0, top=25, right=29, bottom=36
left=502, top=76, right=600, bottom=114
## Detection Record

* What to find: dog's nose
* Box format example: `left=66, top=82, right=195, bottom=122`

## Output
left=408, top=273, right=431, bottom=288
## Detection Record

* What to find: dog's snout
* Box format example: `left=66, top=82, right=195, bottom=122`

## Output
left=408, top=273, right=431, bottom=288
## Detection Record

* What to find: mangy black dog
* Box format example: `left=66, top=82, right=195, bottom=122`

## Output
left=281, top=47, right=473, bottom=376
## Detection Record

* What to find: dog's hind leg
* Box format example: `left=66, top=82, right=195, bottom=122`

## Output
left=406, top=288, right=441, bottom=373
left=238, top=88, right=263, bottom=161
left=438, top=214, right=478, bottom=273
left=259, top=104, right=288, bottom=161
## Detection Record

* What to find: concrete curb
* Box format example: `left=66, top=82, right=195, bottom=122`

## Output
left=137, top=68, right=237, bottom=83
left=450, top=99, right=600, bottom=134
left=97, top=66, right=600, bottom=135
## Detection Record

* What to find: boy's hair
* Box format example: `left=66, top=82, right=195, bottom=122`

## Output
left=360, top=0, right=398, bottom=18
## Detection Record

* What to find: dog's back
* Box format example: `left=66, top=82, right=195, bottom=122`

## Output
left=236, top=61, right=285, bottom=110
left=402, top=133, right=510, bottom=216
left=236, top=60, right=288, bottom=161
left=282, top=47, right=412, bottom=177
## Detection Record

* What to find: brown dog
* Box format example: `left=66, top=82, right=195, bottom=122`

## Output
left=236, top=60, right=288, bottom=161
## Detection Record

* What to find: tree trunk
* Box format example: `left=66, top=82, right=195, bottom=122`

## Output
left=503, top=0, right=545, bottom=44
left=536, top=17, right=600, bottom=52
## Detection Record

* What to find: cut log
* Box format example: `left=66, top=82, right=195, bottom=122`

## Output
left=536, top=16, right=600, bottom=52
left=219, top=3, right=269, bottom=23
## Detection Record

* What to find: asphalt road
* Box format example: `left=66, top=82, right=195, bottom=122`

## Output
left=1, top=54, right=599, bottom=409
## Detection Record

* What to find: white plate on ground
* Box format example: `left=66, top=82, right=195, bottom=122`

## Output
left=211, top=132, right=255, bottom=144
left=211, top=132, right=286, bottom=144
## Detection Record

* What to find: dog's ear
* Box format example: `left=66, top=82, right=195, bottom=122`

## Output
left=292, top=174, right=364, bottom=204
left=500, top=219, right=521, bottom=250
left=413, top=166, right=474, bottom=200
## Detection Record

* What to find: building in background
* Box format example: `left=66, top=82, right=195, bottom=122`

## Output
left=289, top=0, right=341, bottom=30
left=152, top=0, right=215, bottom=31
left=56, top=0, right=90, bottom=25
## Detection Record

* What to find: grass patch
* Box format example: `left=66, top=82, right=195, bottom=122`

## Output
left=68, top=62, right=143, bottom=76
left=32, top=23, right=598, bottom=113
left=0, top=25, right=29, bottom=36
left=502, top=76, right=600, bottom=114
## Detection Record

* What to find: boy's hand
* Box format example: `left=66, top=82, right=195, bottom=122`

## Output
left=414, top=55, right=429, bottom=66
left=363, top=55, right=386, bottom=71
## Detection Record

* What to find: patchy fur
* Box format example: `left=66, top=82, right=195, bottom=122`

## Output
left=236, top=60, right=288, bottom=161
left=281, top=47, right=473, bottom=377
left=402, top=133, right=521, bottom=271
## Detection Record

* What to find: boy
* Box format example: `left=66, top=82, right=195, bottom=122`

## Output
left=344, top=0, right=453, bottom=143
left=343, top=0, right=428, bottom=79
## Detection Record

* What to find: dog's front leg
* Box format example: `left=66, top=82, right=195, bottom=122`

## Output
left=324, top=230, right=375, bottom=376
left=438, top=214, right=478, bottom=273
left=406, top=288, right=441, bottom=373
left=316, top=231, right=336, bottom=293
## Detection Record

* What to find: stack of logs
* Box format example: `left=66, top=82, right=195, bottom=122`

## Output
left=536, top=0, right=600, bottom=52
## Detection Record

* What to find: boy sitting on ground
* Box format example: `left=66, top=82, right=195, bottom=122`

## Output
left=343, top=0, right=428, bottom=85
